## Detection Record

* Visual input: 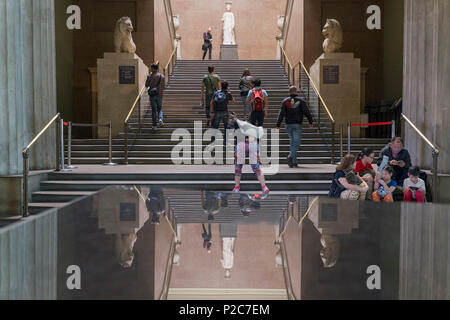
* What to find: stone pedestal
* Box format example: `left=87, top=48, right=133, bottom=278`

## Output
left=310, top=53, right=361, bottom=137
left=220, top=45, right=239, bottom=60
left=97, top=53, right=149, bottom=138
left=97, top=188, right=148, bottom=235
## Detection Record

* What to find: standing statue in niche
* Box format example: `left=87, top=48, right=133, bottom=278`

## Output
left=322, top=19, right=343, bottom=53
left=222, top=2, right=236, bottom=45
left=114, top=17, right=137, bottom=54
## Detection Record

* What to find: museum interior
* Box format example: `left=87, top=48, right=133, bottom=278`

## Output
left=0, top=0, right=449, bottom=300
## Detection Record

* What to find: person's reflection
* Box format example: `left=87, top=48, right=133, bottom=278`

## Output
left=202, top=223, right=212, bottom=253
left=146, top=186, right=166, bottom=225
left=201, top=191, right=228, bottom=221
left=239, top=193, right=263, bottom=217
left=220, top=224, right=238, bottom=280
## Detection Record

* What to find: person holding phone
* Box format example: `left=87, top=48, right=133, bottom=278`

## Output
left=377, top=137, right=411, bottom=185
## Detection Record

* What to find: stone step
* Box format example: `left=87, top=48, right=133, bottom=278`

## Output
left=39, top=179, right=332, bottom=192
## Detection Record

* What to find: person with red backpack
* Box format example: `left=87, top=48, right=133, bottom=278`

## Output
left=246, top=79, right=269, bottom=127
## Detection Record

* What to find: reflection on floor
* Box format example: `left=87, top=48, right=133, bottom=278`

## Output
left=1, top=185, right=450, bottom=300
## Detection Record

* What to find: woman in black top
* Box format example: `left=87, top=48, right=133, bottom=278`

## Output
left=329, top=154, right=369, bottom=200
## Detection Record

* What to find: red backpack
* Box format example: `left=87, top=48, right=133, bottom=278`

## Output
left=252, top=88, right=265, bottom=112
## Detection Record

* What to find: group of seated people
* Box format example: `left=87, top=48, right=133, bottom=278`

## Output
left=329, top=137, right=428, bottom=203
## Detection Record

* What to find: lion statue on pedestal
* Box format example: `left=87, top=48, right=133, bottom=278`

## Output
left=322, top=19, right=343, bottom=53
left=114, top=17, right=137, bottom=54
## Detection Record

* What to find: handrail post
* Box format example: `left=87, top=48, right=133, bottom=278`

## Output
left=67, top=122, right=77, bottom=169
left=391, top=120, right=396, bottom=139
left=104, top=123, right=117, bottom=166
left=317, top=96, right=321, bottom=132
left=347, top=122, right=351, bottom=155
left=124, top=123, right=129, bottom=165
left=55, top=115, right=62, bottom=172
left=60, top=118, right=71, bottom=172
left=432, top=149, right=439, bottom=203
left=307, top=75, right=310, bottom=102
left=138, top=95, right=141, bottom=127
left=331, top=121, right=336, bottom=164
left=22, top=151, right=29, bottom=218
left=340, top=124, right=344, bottom=160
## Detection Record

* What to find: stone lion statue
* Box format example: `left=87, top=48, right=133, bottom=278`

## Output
left=322, top=19, right=343, bottom=53
left=114, top=17, right=136, bottom=54
left=320, top=234, right=340, bottom=268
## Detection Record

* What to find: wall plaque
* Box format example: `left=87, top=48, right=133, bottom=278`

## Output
left=119, top=66, right=135, bottom=84
left=323, top=65, right=339, bottom=84
left=120, top=203, right=136, bottom=221
left=321, top=203, right=338, bottom=222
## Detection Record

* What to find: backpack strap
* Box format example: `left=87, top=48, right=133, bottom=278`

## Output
left=208, top=75, right=217, bottom=91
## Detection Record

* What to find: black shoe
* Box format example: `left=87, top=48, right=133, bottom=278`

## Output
left=206, top=119, right=211, bottom=128
left=287, top=156, right=293, bottom=167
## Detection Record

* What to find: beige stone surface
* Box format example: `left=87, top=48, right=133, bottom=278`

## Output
left=154, top=0, right=174, bottom=67
left=170, top=223, right=285, bottom=289
left=171, top=0, right=287, bottom=60
left=310, top=53, right=362, bottom=137
left=97, top=53, right=149, bottom=138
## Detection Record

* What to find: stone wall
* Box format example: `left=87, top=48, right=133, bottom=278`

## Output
left=403, top=0, right=450, bottom=173
left=284, top=0, right=305, bottom=66
left=285, top=0, right=385, bottom=104
left=0, top=0, right=57, bottom=175
left=72, top=0, right=155, bottom=136
left=55, top=0, right=74, bottom=121
left=171, top=0, right=287, bottom=60
left=154, top=0, right=174, bottom=68
left=0, top=209, right=57, bottom=300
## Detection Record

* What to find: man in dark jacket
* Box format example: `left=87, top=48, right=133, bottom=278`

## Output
left=202, top=28, right=213, bottom=60
left=377, top=137, right=411, bottom=185
left=145, top=63, right=165, bottom=132
left=276, top=86, right=314, bottom=168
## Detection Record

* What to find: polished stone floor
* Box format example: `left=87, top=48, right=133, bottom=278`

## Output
left=1, top=185, right=449, bottom=300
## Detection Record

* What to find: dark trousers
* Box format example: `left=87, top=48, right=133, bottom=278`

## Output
left=211, top=111, right=228, bottom=143
left=202, top=45, right=212, bottom=60
left=150, top=95, right=163, bottom=126
left=250, top=110, right=265, bottom=127
left=205, top=94, right=213, bottom=119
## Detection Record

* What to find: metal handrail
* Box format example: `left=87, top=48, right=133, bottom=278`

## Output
left=280, top=46, right=293, bottom=69
left=124, top=85, right=147, bottom=164
left=299, top=60, right=335, bottom=123
left=401, top=113, right=438, bottom=153
left=276, top=206, right=297, bottom=300
left=125, top=85, right=147, bottom=124
left=280, top=46, right=299, bottom=87
left=22, top=113, right=61, bottom=217
left=66, top=122, right=116, bottom=167
left=164, top=46, right=178, bottom=71
left=401, top=113, right=440, bottom=202
left=163, top=46, right=179, bottom=87
left=24, top=113, right=60, bottom=152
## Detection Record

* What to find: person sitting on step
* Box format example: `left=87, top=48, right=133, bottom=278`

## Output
left=372, top=166, right=397, bottom=203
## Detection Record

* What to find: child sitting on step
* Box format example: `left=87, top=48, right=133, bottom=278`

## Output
left=372, top=166, right=397, bottom=203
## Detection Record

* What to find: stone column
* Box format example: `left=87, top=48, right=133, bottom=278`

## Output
left=0, top=0, right=57, bottom=176
left=403, top=0, right=450, bottom=173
